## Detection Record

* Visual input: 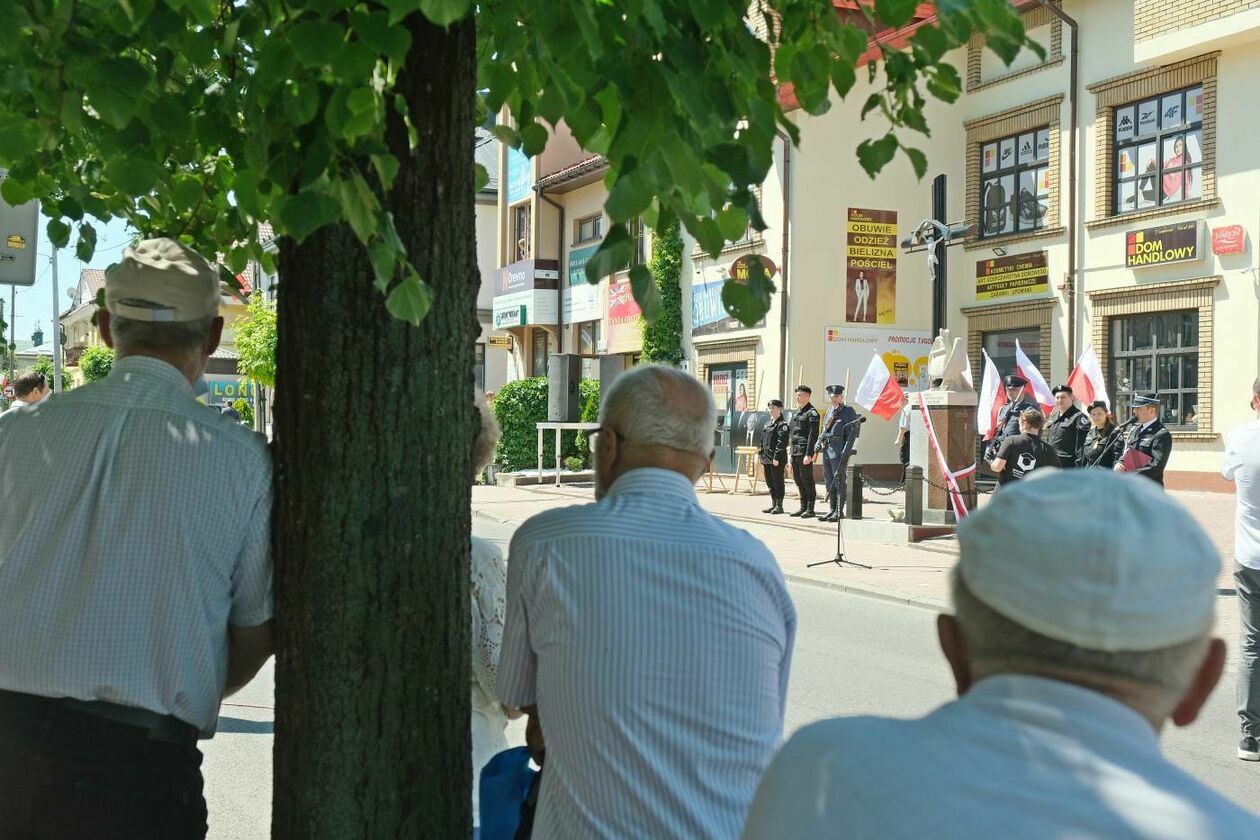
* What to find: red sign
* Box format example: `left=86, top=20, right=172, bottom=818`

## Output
left=607, top=279, right=641, bottom=322
left=1212, top=224, right=1246, bottom=256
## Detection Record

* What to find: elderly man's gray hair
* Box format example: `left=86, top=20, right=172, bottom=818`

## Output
left=601, top=365, right=716, bottom=460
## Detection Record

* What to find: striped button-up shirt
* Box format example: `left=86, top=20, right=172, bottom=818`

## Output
left=0, top=356, right=272, bottom=735
left=499, top=468, right=796, bottom=839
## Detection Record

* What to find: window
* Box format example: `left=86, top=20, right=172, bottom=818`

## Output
left=982, top=328, right=1041, bottom=377
left=475, top=343, right=486, bottom=394
left=578, top=321, right=600, bottom=356
left=512, top=204, right=532, bottom=262
left=1113, top=85, right=1203, bottom=214
left=531, top=329, right=550, bottom=378
left=575, top=214, right=603, bottom=244
left=1109, top=311, right=1198, bottom=429
left=630, top=218, right=648, bottom=266
left=979, top=128, right=1050, bottom=238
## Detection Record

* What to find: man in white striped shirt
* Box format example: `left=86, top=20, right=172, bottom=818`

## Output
left=499, top=365, right=796, bottom=839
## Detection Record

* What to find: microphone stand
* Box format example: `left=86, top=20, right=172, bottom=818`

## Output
left=1086, top=418, right=1136, bottom=468
left=808, top=415, right=871, bottom=571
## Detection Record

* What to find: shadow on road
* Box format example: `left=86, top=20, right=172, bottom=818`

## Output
left=217, top=716, right=274, bottom=735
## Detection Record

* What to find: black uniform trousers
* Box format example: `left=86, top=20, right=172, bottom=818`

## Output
left=763, top=461, right=786, bottom=503
left=823, top=454, right=850, bottom=512
left=0, top=690, right=206, bottom=839
left=791, top=456, right=816, bottom=510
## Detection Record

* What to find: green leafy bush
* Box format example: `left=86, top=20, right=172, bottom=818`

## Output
left=79, top=345, right=115, bottom=383
left=492, top=377, right=601, bottom=472
left=233, top=398, right=255, bottom=427
left=564, top=456, right=584, bottom=471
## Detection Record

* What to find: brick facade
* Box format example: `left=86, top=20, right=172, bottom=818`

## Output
left=966, top=2, right=1064, bottom=92
left=1135, top=0, right=1260, bottom=42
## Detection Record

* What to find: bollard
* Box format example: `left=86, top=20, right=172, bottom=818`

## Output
left=848, top=463, right=863, bottom=520
left=906, top=465, right=924, bottom=526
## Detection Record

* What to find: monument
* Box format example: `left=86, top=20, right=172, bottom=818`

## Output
left=909, top=329, right=978, bottom=525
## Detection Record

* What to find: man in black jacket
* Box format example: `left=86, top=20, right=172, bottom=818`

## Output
left=985, top=375, right=1041, bottom=462
left=759, top=400, right=790, bottom=515
left=1116, top=394, right=1173, bottom=487
left=816, top=384, right=861, bottom=522
left=1043, top=384, right=1091, bottom=468
left=789, top=386, right=820, bottom=518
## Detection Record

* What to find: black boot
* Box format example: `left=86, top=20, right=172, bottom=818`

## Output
left=762, top=500, right=777, bottom=513
left=821, top=508, right=838, bottom=523
left=770, top=502, right=784, bottom=514
left=800, top=506, right=816, bottom=519
left=789, top=505, right=806, bottom=517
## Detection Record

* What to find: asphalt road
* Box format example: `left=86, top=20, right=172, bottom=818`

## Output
left=201, top=519, right=1259, bottom=836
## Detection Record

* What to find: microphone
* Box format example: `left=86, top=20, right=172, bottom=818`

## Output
left=1115, top=416, right=1139, bottom=429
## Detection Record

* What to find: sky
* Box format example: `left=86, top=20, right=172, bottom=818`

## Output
left=6, top=213, right=133, bottom=346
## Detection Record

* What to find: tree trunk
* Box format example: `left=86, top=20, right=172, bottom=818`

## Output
left=272, top=14, right=479, bottom=838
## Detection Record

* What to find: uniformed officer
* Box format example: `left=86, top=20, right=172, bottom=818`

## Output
left=1115, top=394, right=1173, bottom=486
left=985, top=374, right=1041, bottom=462
left=759, top=400, right=790, bottom=515
left=789, top=385, right=821, bottom=518
left=1079, top=400, right=1122, bottom=469
left=815, top=384, right=861, bottom=522
left=1043, top=384, right=1091, bottom=468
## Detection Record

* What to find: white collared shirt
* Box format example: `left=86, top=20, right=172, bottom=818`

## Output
left=0, top=397, right=34, bottom=417
left=499, top=468, right=796, bottom=840
left=0, top=356, right=272, bottom=735
left=743, top=674, right=1260, bottom=839
left=1223, top=418, right=1260, bottom=569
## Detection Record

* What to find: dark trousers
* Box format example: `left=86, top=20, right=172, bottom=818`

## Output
left=0, top=692, right=206, bottom=839
left=1238, top=564, right=1260, bottom=737
left=763, top=461, right=786, bottom=502
left=823, top=455, right=850, bottom=512
left=791, top=456, right=816, bottom=510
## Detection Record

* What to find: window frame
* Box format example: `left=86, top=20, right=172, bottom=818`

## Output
left=574, top=214, right=603, bottom=245
left=474, top=342, right=486, bottom=394
left=512, top=204, right=531, bottom=263
left=630, top=217, right=648, bottom=267
left=1111, top=84, right=1204, bottom=216
left=530, top=329, right=550, bottom=378
left=978, top=127, right=1052, bottom=240
left=1108, top=310, right=1199, bottom=431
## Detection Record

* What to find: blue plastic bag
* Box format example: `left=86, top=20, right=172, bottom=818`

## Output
left=479, top=746, right=538, bottom=840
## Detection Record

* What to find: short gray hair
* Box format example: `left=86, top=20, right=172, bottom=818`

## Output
left=601, top=365, right=715, bottom=460
left=109, top=314, right=217, bottom=360
left=951, top=570, right=1207, bottom=698
left=473, top=390, right=500, bottom=478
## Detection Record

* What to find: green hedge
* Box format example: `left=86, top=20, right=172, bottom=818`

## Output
left=493, top=377, right=601, bottom=472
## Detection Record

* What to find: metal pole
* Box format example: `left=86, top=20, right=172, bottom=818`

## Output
left=50, top=249, right=62, bottom=392
left=931, top=175, right=947, bottom=337
left=8, top=284, right=14, bottom=379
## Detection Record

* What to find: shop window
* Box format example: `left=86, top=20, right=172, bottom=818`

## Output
left=512, top=204, right=532, bottom=262
left=979, top=128, right=1051, bottom=238
left=1109, top=311, right=1198, bottom=429
left=630, top=218, right=648, bottom=267
left=578, top=321, right=599, bottom=356
left=982, top=328, right=1041, bottom=376
left=575, top=214, right=603, bottom=244
left=1113, top=86, right=1203, bottom=214
left=475, top=343, right=486, bottom=394
left=531, top=329, right=550, bottom=378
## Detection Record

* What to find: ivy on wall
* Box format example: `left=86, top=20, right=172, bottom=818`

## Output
left=640, top=218, right=684, bottom=365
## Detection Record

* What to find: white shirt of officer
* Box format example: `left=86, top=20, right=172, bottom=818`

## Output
left=0, top=239, right=273, bottom=736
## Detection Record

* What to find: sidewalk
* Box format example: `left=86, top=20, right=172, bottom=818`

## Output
left=472, top=477, right=1244, bottom=664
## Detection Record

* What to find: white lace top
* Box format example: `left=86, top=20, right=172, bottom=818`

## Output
left=470, top=536, right=509, bottom=827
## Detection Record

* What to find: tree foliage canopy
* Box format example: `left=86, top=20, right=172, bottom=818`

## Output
left=78, top=345, right=115, bottom=382
left=0, top=0, right=1035, bottom=328
left=235, top=292, right=279, bottom=388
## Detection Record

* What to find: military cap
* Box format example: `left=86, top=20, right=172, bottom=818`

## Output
left=1003, top=374, right=1028, bottom=388
left=1131, top=394, right=1160, bottom=408
left=794, top=385, right=812, bottom=395
left=825, top=384, right=845, bottom=396
left=1051, top=384, right=1073, bottom=396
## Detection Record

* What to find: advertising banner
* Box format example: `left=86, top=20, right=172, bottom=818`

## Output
left=975, top=251, right=1049, bottom=302
left=492, top=289, right=557, bottom=328
left=506, top=145, right=532, bottom=205
left=1212, top=224, right=1246, bottom=256
left=845, top=208, right=897, bottom=324
left=564, top=244, right=602, bottom=324
left=691, top=257, right=770, bottom=337
left=823, top=326, right=933, bottom=394
left=605, top=278, right=642, bottom=354
left=494, top=258, right=559, bottom=295
left=1125, top=221, right=1200, bottom=268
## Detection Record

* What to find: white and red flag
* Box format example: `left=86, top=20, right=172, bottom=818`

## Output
left=1015, top=340, right=1054, bottom=413
left=1066, top=345, right=1110, bottom=408
left=853, top=350, right=906, bottom=420
left=977, top=349, right=1006, bottom=440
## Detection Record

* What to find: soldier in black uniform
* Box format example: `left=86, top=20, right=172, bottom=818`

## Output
left=789, top=385, right=821, bottom=518
left=815, top=384, right=861, bottom=522
left=1043, top=384, right=1091, bottom=468
left=985, top=374, right=1042, bottom=462
left=1079, top=400, right=1122, bottom=469
left=759, top=400, right=790, bottom=515
left=1116, top=394, right=1173, bottom=486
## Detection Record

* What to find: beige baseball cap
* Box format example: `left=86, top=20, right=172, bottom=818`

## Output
left=956, top=470, right=1219, bottom=652
left=104, top=237, right=221, bottom=322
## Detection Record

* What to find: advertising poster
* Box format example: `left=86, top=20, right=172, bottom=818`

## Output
left=823, top=326, right=933, bottom=394
left=845, top=208, right=897, bottom=324
left=1124, top=221, right=1200, bottom=268
left=975, top=251, right=1049, bottom=302
left=604, top=277, right=643, bottom=354
left=691, top=256, right=771, bottom=337
left=506, top=146, right=532, bottom=205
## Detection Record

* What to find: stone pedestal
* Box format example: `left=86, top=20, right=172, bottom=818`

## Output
left=908, top=390, right=978, bottom=526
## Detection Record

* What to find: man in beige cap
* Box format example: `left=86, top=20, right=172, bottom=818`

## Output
left=744, top=470, right=1260, bottom=839
left=0, top=238, right=273, bottom=838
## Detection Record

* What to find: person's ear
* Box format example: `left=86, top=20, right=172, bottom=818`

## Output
left=98, top=311, right=115, bottom=349
left=206, top=316, right=225, bottom=356
left=937, top=614, right=973, bottom=696
left=1171, top=638, right=1225, bottom=728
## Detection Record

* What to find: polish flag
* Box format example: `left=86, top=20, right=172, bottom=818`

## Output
left=1066, top=346, right=1110, bottom=408
left=977, top=350, right=1006, bottom=440
left=1015, top=340, right=1054, bottom=413
left=853, top=350, right=906, bottom=420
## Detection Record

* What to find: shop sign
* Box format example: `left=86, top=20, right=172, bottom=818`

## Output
left=563, top=283, right=601, bottom=323
left=487, top=335, right=513, bottom=350
left=494, top=258, right=558, bottom=295
left=1124, top=221, right=1200, bottom=268
left=729, top=253, right=777, bottom=283
left=692, top=260, right=768, bottom=337
left=1212, top=224, right=1246, bottom=256
left=845, top=208, right=897, bottom=324
left=0, top=169, right=38, bottom=287
left=506, top=145, right=532, bottom=205
left=975, top=251, right=1049, bottom=302
left=206, top=376, right=255, bottom=406
left=824, top=326, right=933, bottom=394
left=494, top=305, right=527, bottom=329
